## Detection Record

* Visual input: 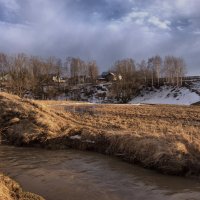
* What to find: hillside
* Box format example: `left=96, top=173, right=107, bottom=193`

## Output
left=130, top=85, right=200, bottom=105
left=55, top=79, right=200, bottom=105
left=1, top=92, right=200, bottom=177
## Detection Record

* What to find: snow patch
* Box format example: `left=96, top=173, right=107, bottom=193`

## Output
left=130, top=86, right=200, bottom=105
left=84, top=140, right=95, bottom=144
left=70, top=135, right=82, bottom=140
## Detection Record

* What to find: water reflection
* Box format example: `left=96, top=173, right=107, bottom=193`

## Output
left=0, top=145, right=200, bottom=200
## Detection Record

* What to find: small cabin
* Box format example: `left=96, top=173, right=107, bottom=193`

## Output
left=100, top=72, right=122, bottom=82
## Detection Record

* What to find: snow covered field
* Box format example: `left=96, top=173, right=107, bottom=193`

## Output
left=39, top=80, right=200, bottom=106
left=130, top=86, right=200, bottom=105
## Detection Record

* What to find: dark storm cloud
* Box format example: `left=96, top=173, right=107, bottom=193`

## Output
left=0, top=0, right=200, bottom=74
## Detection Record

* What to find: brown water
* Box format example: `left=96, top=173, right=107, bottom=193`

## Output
left=0, top=145, right=200, bottom=200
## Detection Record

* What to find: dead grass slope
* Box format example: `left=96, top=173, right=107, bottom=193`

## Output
left=1, top=92, right=200, bottom=177
left=0, top=174, right=44, bottom=200
left=0, top=92, right=78, bottom=146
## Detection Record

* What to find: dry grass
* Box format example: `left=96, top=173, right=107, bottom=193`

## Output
left=0, top=173, right=45, bottom=200
left=1, top=92, right=200, bottom=176
left=36, top=100, right=91, bottom=106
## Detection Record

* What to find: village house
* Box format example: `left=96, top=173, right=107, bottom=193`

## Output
left=97, top=72, right=122, bottom=83
left=52, top=75, right=67, bottom=83
left=40, top=74, right=68, bottom=99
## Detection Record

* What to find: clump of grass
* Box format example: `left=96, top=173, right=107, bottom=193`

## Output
left=0, top=173, right=45, bottom=200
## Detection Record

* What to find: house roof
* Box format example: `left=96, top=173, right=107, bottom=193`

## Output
left=101, top=72, right=109, bottom=77
left=101, top=71, right=116, bottom=78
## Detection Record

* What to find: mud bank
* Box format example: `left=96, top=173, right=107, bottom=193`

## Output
left=1, top=92, right=200, bottom=177
left=0, top=173, right=44, bottom=200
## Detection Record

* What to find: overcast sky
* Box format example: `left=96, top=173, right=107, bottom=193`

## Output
left=0, top=0, right=200, bottom=74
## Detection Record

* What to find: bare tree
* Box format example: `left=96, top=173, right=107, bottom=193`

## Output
left=8, top=53, right=32, bottom=97
left=147, top=55, right=162, bottom=87
left=163, top=56, right=187, bottom=86
left=147, top=58, right=155, bottom=87
left=88, top=61, right=99, bottom=83
left=174, top=57, right=187, bottom=86
left=0, top=53, right=9, bottom=76
left=153, top=55, right=162, bottom=86
left=68, top=57, right=82, bottom=85
left=111, top=58, right=141, bottom=103
left=137, top=60, right=149, bottom=86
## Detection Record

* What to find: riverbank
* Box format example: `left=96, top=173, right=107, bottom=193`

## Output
left=0, top=173, right=44, bottom=200
left=1, top=92, right=200, bottom=177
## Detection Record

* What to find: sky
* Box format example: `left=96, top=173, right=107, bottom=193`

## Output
left=0, top=0, right=200, bottom=74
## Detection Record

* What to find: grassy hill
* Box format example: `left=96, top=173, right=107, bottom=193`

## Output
left=1, top=92, right=200, bottom=177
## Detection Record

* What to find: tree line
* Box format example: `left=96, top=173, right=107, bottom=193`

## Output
left=0, top=52, right=187, bottom=101
left=111, top=56, right=187, bottom=102
left=0, top=53, right=99, bottom=97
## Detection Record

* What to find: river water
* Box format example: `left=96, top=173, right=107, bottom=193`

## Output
left=0, top=145, right=200, bottom=200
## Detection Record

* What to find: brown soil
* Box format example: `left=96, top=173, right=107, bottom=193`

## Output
left=1, top=92, right=200, bottom=177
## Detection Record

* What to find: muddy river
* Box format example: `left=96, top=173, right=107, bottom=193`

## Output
left=0, top=145, right=200, bottom=200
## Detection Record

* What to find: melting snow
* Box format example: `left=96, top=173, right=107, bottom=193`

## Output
left=70, top=135, right=82, bottom=140
left=130, top=86, right=200, bottom=105
left=84, top=140, right=95, bottom=144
